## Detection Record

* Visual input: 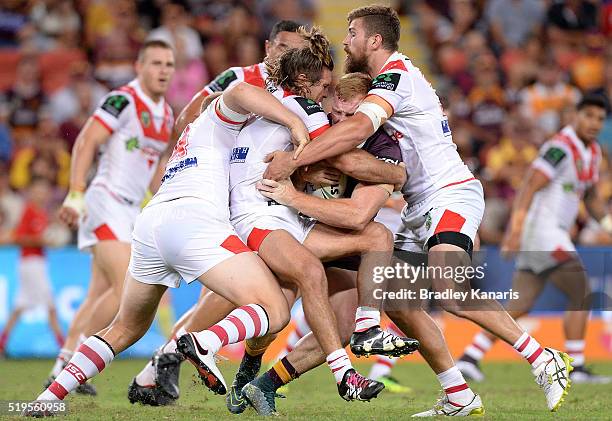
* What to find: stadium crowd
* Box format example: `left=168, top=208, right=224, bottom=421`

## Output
left=0, top=0, right=610, bottom=247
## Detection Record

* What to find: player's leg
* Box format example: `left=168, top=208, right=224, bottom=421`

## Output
left=0, top=306, right=24, bottom=356
left=36, top=273, right=167, bottom=404
left=457, top=269, right=546, bottom=381
left=47, top=306, right=64, bottom=347
left=304, top=222, right=419, bottom=357
left=275, top=301, right=310, bottom=361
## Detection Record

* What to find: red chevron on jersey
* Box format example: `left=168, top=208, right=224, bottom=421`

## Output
left=119, top=85, right=172, bottom=143
left=378, top=59, right=408, bottom=74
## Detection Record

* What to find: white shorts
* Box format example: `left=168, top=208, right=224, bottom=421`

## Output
left=231, top=205, right=316, bottom=252
left=395, top=180, right=484, bottom=254
left=78, top=184, right=140, bottom=251
left=129, top=198, right=252, bottom=288
left=15, top=256, right=54, bottom=310
left=515, top=222, right=577, bottom=275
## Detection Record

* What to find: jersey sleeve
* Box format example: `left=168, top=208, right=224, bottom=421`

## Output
left=200, top=66, right=244, bottom=96
left=93, top=91, right=132, bottom=133
left=531, top=140, right=569, bottom=180
left=367, top=68, right=409, bottom=114
left=285, top=96, right=330, bottom=139
left=362, top=128, right=402, bottom=164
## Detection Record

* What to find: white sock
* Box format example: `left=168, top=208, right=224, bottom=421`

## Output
left=38, top=336, right=114, bottom=400
left=513, top=332, right=548, bottom=368
left=565, top=339, right=585, bottom=367
left=437, top=366, right=475, bottom=406
left=326, top=348, right=353, bottom=383
left=51, top=349, right=73, bottom=378
left=464, top=332, right=493, bottom=362
left=354, top=306, right=380, bottom=332
left=135, top=360, right=155, bottom=387
left=193, top=304, right=269, bottom=354
left=368, top=355, right=396, bottom=380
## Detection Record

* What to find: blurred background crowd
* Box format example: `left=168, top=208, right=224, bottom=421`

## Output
left=0, top=0, right=610, bottom=247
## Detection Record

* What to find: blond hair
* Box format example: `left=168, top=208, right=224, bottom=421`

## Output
left=335, top=72, right=371, bottom=101
left=266, top=26, right=334, bottom=97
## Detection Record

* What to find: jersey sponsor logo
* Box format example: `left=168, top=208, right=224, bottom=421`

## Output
left=562, top=182, right=575, bottom=192
left=372, top=73, right=401, bottom=92
left=542, top=147, right=566, bottom=167
left=441, top=117, right=452, bottom=137
left=101, top=95, right=129, bottom=118
left=161, top=157, right=198, bottom=183
left=230, top=147, right=249, bottom=163
left=295, top=97, right=324, bottom=116
left=125, top=137, right=139, bottom=151
left=209, top=70, right=238, bottom=92
left=376, top=156, right=400, bottom=165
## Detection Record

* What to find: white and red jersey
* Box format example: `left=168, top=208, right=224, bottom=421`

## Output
left=367, top=52, right=474, bottom=204
left=527, top=125, right=602, bottom=232
left=148, top=96, right=248, bottom=221
left=199, top=62, right=269, bottom=97
left=91, top=79, right=173, bottom=204
left=229, top=92, right=330, bottom=218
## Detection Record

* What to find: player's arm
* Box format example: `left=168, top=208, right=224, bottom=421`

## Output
left=263, top=95, right=392, bottom=180
left=500, top=167, right=550, bottom=257
left=59, top=117, right=112, bottom=228
left=222, top=82, right=309, bottom=154
left=584, top=184, right=612, bottom=234
left=326, top=149, right=406, bottom=187
left=258, top=178, right=392, bottom=231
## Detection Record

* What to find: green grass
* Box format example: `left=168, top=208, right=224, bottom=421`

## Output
left=1, top=360, right=611, bottom=420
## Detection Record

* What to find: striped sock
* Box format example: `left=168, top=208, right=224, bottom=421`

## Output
left=326, top=349, right=353, bottom=383
left=565, top=340, right=585, bottom=367
left=368, top=355, right=396, bottom=380
left=464, top=332, right=493, bottom=362
left=192, top=304, right=269, bottom=354
left=437, top=366, right=475, bottom=406
left=354, top=307, right=380, bottom=332
left=38, top=336, right=115, bottom=400
left=513, top=332, right=548, bottom=368
left=267, top=356, right=300, bottom=389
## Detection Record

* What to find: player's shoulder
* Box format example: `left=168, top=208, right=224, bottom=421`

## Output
left=538, top=137, right=571, bottom=169
left=98, top=88, right=134, bottom=118
left=370, top=54, right=412, bottom=93
left=207, top=66, right=244, bottom=93
left=284, top=94, right=326, bottom=117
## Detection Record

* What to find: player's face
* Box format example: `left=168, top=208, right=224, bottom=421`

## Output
left=306, top=67, right=333, bottom=103
left=265, top=31, right=307, bottom=60
left=330, top=93, right=365, bottom=124
left=575, top=105, right=605, bottom=143
left=137, top=47, right=175, bottom=97
left=29, top=181, right=51, bottom=206
left=343, top=18, right=370, bottom=74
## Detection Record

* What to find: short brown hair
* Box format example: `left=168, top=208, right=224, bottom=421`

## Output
left=266, top=26, right=334, bottom=97
left=335, top=72, right=371, bottom=101
left=138, top=39, right=174, bottom=62
left=347, top=5, right=400, bottom=51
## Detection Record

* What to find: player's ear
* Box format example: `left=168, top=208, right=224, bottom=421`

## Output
left=370, top=33, right=383, bottom=50
left=264, top=39, right=271, bottom=56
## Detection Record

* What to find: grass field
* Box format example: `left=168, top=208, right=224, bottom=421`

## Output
left=1, top=359, right=611, bottom=420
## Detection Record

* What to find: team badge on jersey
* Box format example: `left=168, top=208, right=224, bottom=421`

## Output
left=543, top=147, right=566, bottom=167
left=140, top=111, right=151, bottom=127
left=209, top=70, right=238, bottom=92
left=295, top=97, right=324, bottom=115
left=230, top=147, right=249, bottom=163
left=125, top=137, right=139, bottom=151
left=372, top=73, right=401, bottom=91
left=101, top=95, right=129, bottom=118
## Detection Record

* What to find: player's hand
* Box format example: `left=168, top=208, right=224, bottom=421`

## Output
left=299, top=164, right=341, bottom=186
left=59, top=190, right=85, bottom=229
left=394, top=162, right=407, bottom=191
left=500, top=230, right=520, bottom=260
left=263, top=150, right=298, bottom=181
left=289, top=122, right=310, bottom=159
left=256, top=178, right=296, bottom=206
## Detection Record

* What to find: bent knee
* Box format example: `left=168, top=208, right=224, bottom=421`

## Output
left=362, top=222, right=393, bottom=251
left=264, top=304, right=290, bottom=334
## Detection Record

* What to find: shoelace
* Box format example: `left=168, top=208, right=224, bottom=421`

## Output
left=347, top=372, right=371, bottom=395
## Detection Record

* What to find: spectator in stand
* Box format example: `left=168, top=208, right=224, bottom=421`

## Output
left=593, top=53, right=612, bottom=154
left=148, top=1, right=203, bottom=62
left=0, top=121, right=12, bottom=164
left=570, top=33, right=605, bottom=92
left=0, top=176, right=65, bottom=358
left=0, top=0, right=29, bottom=48
left=519, top=56, right=581, bottom=136
left=485, top=0, right=545, bottom=52
left=547, top=0, right=598, bottom=47
left=29, top=0, right=81, bottom=49
left=418, top=0, right=481, bottom=49
left=0, top=163, right=24, bottom=231
left=0, top=54, right=47, bottom=138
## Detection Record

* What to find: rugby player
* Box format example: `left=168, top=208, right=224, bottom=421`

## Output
left=46, top=40, right=176, bottom=395
left=458, top=94, right=612, bottom=385
left=263, top=5, right=573, bottom=415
